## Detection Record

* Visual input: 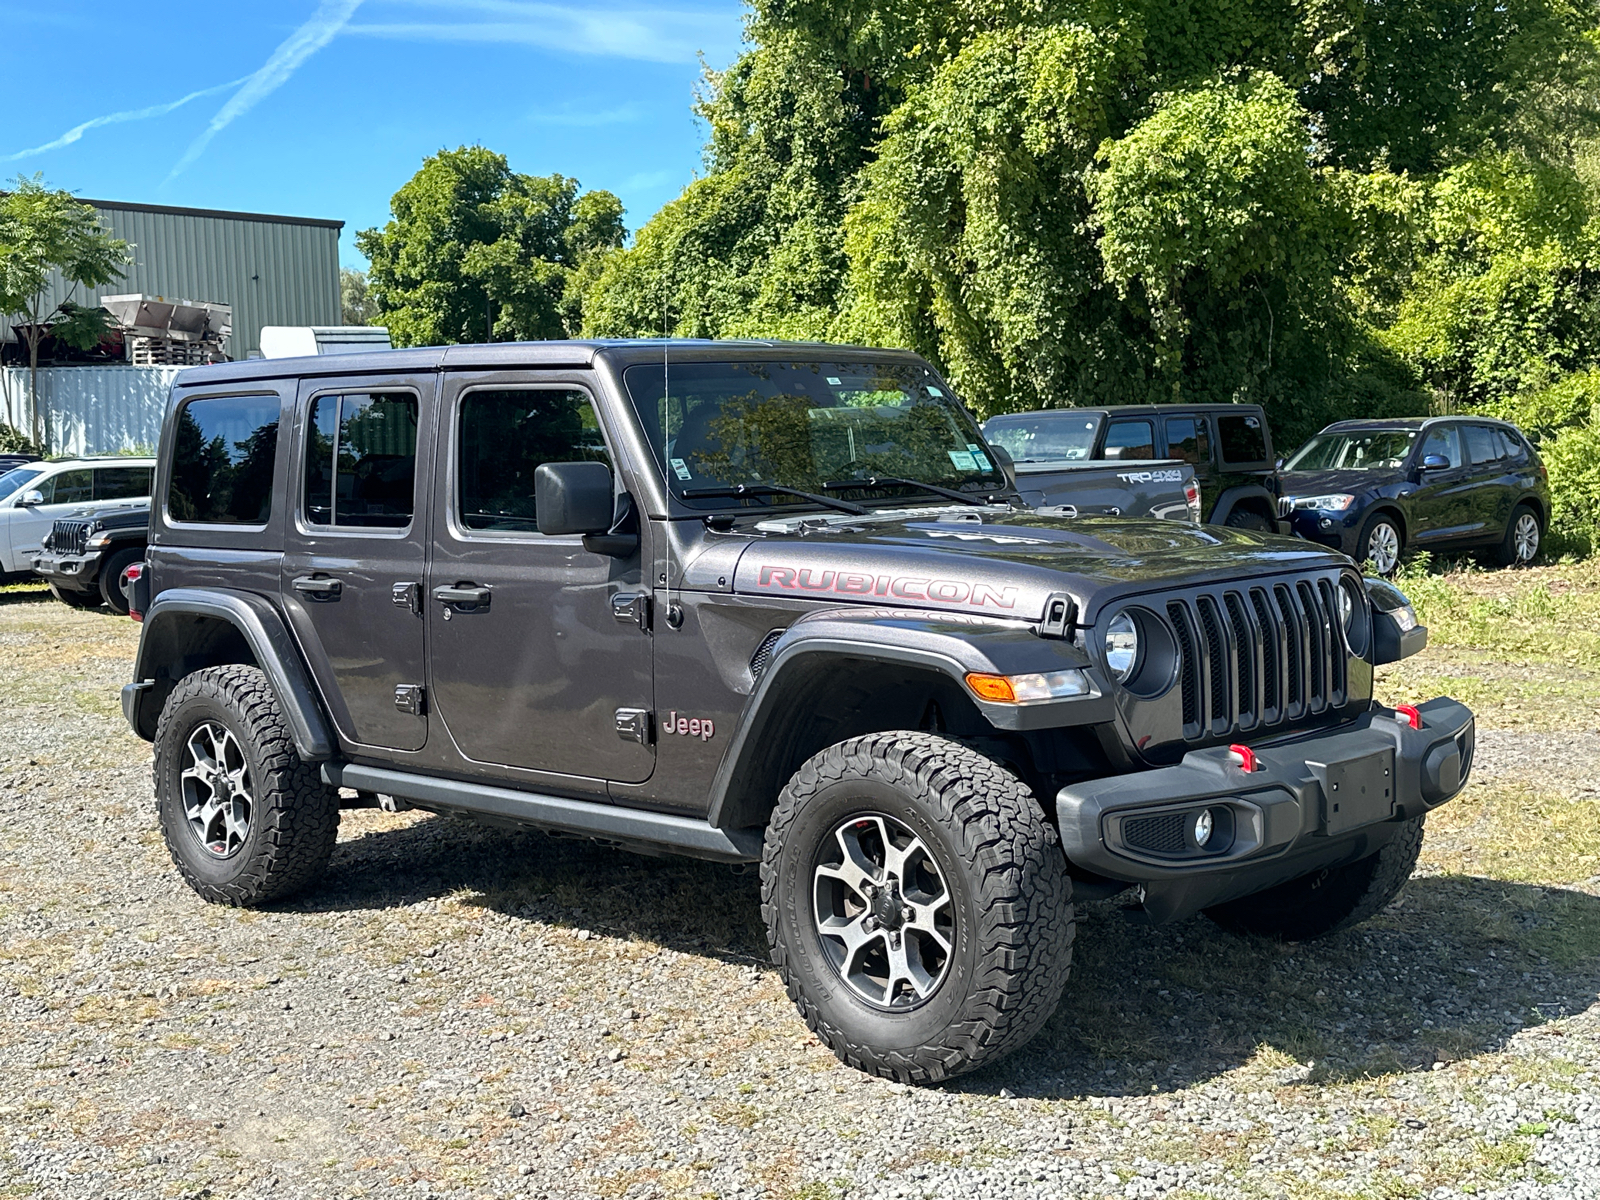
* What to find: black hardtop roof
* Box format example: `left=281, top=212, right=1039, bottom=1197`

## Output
left=172, top=339, right=933, bottom=388
left=984, top=402, right=1267, bottom=421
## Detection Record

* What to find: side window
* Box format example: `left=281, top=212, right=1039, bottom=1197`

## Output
left=168, top=394, right=281, bottom=525
left=1104, top=419, right=1154, bottom=460
left=51, top=469, right=94, bottom=504
left=94, top=466, right=153, bottom=500
left=1217, top=414, right=1268, bottom=464
left=304, top=392, right=419, bottom=529
left=1164, top=416, right=1210, bottom=465
left=458, top=388, right=610, bottom=534
left=1418, top=425, right=1462, bottom=468
left=1463, top=425, right=1501, bottom=467
left=1495, top=428, right=1527, bottom=463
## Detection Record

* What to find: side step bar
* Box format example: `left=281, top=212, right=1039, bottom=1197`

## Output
left=322, top=762, right=762, bottom=864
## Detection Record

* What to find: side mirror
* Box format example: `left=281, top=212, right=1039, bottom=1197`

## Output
left=1420, top=454, right=1450, bottom=471
left=1275, top=457, right=1285, bottom=470
left=18, top=489, right=44, bottom=507
left=535, top=462, right=615, bottom=536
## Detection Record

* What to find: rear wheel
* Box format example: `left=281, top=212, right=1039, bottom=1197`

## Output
left=48, top=582, right=103, bottom=609
left=1204, top=817, right=1424, bottom=940
left=153, top=664, right=340, bottom=906
left=761, top=731, right=1074, bottom=1083
left=1358, top=512, right=1404, bottom=575
left=1224, top=509, right=1273, bottom=532
left=1495, top=504, right=1542, bottom=567
left=98, top=547, right=143, bottom=614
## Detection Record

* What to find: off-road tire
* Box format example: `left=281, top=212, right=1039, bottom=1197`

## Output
left=761, top=731, right=1074, bottom=1083
left=98, top=546, right=143, bottom=614
left=153, top=664, right=339, bottom=906
left=1224, top=509, right=1273, bottom=532
left=1204, top=816, right=1425, bottom=940
left=1494, top=503, right=1542, bottom=567
left=48, top=582, right=103, bottom=609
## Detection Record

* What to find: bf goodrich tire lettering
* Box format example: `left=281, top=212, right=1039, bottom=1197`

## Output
left=153, top=664, right=340, bottom=907
left=761, top=731, right=1074, bottom=1082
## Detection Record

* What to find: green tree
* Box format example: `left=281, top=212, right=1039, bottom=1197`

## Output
left=356, top=147, right=625, bottom=347
left=0, top=175, right=128, bottom=449
left=340, top=267, right=377, bottom=326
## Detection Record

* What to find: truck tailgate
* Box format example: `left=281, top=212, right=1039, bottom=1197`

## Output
left=1012, top=459, right=1196, bottom=520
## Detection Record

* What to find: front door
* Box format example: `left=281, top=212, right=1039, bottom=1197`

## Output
left=1408, top=423, right=1476, bottom=546
left=7, top=466, right=94, bottom=565
left=281, top=376, right=432, bottom=752
left=426, top=374, right=654, bottom=782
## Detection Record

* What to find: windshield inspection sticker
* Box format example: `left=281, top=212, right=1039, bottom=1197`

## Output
left=966, top=443, right=994, bottom=472
left=947, top=450, right=979, bottom=471
left=669, top=457, right=692, bottom=481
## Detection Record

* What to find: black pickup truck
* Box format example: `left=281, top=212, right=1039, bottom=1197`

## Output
left=121, top=341, right=1471, bottom=1085
left=33, top=505, right=150, bottom=614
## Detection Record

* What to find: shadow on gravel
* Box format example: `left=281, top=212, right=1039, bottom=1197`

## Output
left=296, top=814, right=1600, bottom=1100
left=0, top=584, right=52, bottom=606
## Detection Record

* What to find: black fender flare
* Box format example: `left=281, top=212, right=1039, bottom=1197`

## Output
left=1209, top=485, right=1278, bottom=526
left=705, top=606, right=1113, bottom=830
left=125, top=587, right=335, bottom=761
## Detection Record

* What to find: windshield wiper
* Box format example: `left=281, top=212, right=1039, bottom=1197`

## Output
left=679, top=483, right=868, bottom=516
left=822, top=476, right=992, bottom=506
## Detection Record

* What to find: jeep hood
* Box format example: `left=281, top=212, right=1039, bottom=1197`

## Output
left=729, top=511, right=1348, bottom=624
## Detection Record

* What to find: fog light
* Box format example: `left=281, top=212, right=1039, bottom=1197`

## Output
left=1193, top=808, right=1215, bottom=848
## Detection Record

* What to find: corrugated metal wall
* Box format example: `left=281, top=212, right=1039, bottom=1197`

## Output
left=1, top=366, right=177, bottom=456
left=5, top=200, right=342, bottom=359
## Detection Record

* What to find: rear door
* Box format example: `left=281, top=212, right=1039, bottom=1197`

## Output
left=425, top=373, right=654, bottom=782
left=281, top=375, right=433, bottom=753
left=1460, top=423, right=1514, bottom=544
left=1161, top=413, right=1216, bottom=512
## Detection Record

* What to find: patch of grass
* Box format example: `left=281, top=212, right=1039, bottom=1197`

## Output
left=1423, top=781, right=1600, bottom=889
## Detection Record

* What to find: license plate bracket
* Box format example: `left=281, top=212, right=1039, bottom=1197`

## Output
left=1311, top=748, right=1396, bottom=835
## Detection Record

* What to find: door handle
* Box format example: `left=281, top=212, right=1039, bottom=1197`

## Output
left=292, top=575, right=342, bottom=600
left=432, top=584, right=491, bottom=608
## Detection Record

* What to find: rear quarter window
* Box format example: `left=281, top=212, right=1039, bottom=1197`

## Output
left=168, top=394, right=281, bottom=524
left=1217, top=414, right=1268, bottom=464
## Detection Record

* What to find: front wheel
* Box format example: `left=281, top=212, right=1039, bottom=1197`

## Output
left=1224, top=509, right=1273, bottom=532
left=153, top=664, right=340, bottom=906
left=1204, top=816, right=1424, bottom=940
left=1358, top=512, right=1404, bottom=575
left=761, top=732, right=1074, bottom=1083
left=98, top=547, right=144, bottom=614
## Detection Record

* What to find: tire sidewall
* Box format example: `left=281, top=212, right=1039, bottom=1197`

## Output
left=155, top=685, right=274, bottom=893
left=772, top=772, right=981, bottom=1054
left=1360, top=513, right=1402, bottom=574
left=1505, top=505, right=1541, bottom=566
left=99, top=546, right=143, bottom=613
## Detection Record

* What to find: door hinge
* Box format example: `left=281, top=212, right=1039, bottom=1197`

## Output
left=394, top=684, right=426, bottom=716
left=614, top=708, right=653, bottom=745
left=611, top=591, right=651, bottom=632
left=391, top=581, right=422, bottom=614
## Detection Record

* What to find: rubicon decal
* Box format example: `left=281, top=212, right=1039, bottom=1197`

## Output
left=753, top=565, right=1019, bottom=610
left=662, top=711, right=716, bottom=741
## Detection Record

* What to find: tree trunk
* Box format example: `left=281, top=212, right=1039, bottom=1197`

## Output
left=26, top=331, right=43, bottom=452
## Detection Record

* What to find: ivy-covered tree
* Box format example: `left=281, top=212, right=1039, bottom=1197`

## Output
left=358, top=147, right=625, bottom=347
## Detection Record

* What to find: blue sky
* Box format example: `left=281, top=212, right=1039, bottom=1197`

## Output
left=0, top=1, right=746, bottom=266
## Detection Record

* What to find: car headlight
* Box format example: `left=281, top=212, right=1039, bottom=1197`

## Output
left=1105, top=612, right=1140, bottom=681
left=1289, top=493, right=1356, bottom=511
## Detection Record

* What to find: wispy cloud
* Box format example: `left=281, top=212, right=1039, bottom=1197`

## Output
left=527, top=103, right=646, bottom=127
left=2, top=78, right=250, bottom=163
left=167, top=0, right=364, bottom=181
left=348, top=0, right=739, bottom=64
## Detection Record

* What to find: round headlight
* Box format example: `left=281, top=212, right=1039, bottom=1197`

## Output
left=1105, top=612, right=1140, bottom=681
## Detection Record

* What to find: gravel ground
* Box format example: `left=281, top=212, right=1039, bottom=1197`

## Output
left=3, top=583, right=1599, bottom=1200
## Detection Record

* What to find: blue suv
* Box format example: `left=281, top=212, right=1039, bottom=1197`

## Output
left=1279, top=417, right=1549, bottom=573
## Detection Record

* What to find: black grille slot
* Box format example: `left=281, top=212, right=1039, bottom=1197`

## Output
left=1250, top=587, right=1282, bottom=720
left=1196, top=596, right=1228, bottom=731
left=749, top=629, right=784, bottom=679
left=52, top=519, right=92, bottom=556
left=1168, top=601, right=1199, bottom=732
left=1298, top=581, right=1326, bottom=709
left=1274, top=584, right=1305, bottom=714
left=1123, top=813, right=1187, bottom=855
left=1318, top=578, right=1347, bottom=701
left=1223, top=591, right=1256, bottom=729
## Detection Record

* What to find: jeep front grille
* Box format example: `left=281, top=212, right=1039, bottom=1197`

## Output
left=1166, top=575, right=1347, bottom=741
left=51, top=520, right=92, bottom=556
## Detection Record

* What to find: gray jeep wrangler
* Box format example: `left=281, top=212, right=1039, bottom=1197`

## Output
left=122, top=341, right=1473, bottom=1083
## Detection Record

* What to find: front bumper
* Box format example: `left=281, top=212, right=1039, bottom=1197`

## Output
left=1284, top=508, right=1362, bottom=555
left=1057, top=697, right=1473, bottom=920
left=30, top=551, right=98, bottom=589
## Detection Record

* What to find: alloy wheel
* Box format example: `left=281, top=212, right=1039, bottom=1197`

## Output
left=1366, top=522, right=1400, bottom=575
left=812, top=813, right=955, bottom=1009
left=180, top=721, right=252, bottom=858
left=1513, top=513, right=1540, bottom=563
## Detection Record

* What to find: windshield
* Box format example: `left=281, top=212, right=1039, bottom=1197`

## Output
left=622, top=360, right=1003, bottom=509
left=983, top=413, right=1101, bottom=462
left=0, top=466, right=44, bottom=500
left=1286, top=430, right=1416, bottom=471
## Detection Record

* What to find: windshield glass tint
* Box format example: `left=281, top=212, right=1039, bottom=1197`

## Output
left=622, top=361, right=997, bottom=507
left=983, top=414, right=1101, bottom=462
left=1286, top=430, right=1416, bottom=471
left=0, top=466, right=44, bottom=499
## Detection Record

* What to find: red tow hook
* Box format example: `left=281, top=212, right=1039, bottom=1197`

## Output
left=1227, top=744, right=1261, bottom=772
left=1394, top=704, right=1422, bottom=730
